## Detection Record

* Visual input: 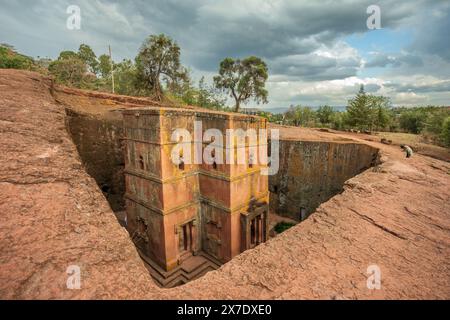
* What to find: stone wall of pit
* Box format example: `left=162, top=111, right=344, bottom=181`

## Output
left=65, top=109, right=125, bottom=212
left=269, top=140, right=380, bottom=221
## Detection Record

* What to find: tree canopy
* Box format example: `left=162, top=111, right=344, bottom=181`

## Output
left=284, top=105, right=316, bottom=126
left=213, top=56, right=268, bottom=112
left=78, top=44, right=99, bottom=74
left=48, top=57, right=88, bottom=87
left=98, top=54, right=112, bottom=78
left=346, top=84, right=391, bottom=131
left=316, top=105, right=334, bottom=125
left=0, top=44, right=34, bottom=70
left=6, top=38, right=449, bottom=147
left=135, top=34, right=188, bottom=101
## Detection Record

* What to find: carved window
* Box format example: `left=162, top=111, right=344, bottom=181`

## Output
left=179, top=157, right=185, bottom=170
left=178, top=150, right=185, bottom=170
left=139, top=155, right=144, bottom=170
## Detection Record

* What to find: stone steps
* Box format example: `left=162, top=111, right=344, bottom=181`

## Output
left=139, top=250, right=221, bottom=288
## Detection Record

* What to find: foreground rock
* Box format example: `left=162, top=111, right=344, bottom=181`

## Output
left=1, top=70, right=449, bottom=299
left=0, top=70, right=156, bottom=299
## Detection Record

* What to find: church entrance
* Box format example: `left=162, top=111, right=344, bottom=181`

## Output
left=179, top=221, right=194, bottom=254
left=241, top=205, right=268, bottom=251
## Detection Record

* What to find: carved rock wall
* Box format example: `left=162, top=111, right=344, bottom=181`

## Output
left=270, top=140, right=380, bottom=220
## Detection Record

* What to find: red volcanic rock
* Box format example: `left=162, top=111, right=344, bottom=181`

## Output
left=0, top=70, right=156, bottom=299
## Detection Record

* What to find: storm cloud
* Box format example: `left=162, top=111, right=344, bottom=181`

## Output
left=0, top=0, right=449, bottom=106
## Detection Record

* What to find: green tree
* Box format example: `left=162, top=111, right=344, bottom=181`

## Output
left=284, top=105, right=299, bottom=126
left=214, top=56, right=268, bottom=112
left=0, top=45, right=34, bottom=70
left=316, top=105, right=334, bottom=125
left=258, top=111, right=272, bottom=121
left=346, top=85, right=374, bottom=130
left=371, top=96, right=392, bottom=131
left=48, top=57, right=87, bottom=87
left=269, top=113, right=284, bottom=124
left=114, top=59, right=137, bottom=95
left=196, top=76, right=226, bottom=110
left=399, top=109, right=428, bottom=134
left=98, top=54, right=112, bottom=78
left=284, top=105, right=316, bottom=127
left=176, top=76, right=226, bottom=110
left=298, top=106, right=316, bottom=126
left=346, top=85, right=390, bottom=131
left=49, top=48, right=96, bottom=88
left=135, top=34, right=188, bottom=101
left=424, top=107, right=449, bottom=135
left=196, top=76, right=209, bottom=107
left=331, top=112, right=347, bottom=130
left=58, top=50, right=79, bottom=60
left=166, top=69, right=192, bottom=101
left=78, top=44, right=99, bottom=74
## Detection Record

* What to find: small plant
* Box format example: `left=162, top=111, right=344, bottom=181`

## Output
left=274, top=222, right=296, bottom=234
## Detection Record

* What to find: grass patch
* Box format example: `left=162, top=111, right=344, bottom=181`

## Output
left=376, top=131, right=450, bottom=162
left=377, top=132, right=422, bottom=146
left=274, top=222, right=296, bottom=234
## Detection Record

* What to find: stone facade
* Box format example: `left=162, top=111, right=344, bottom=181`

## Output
left=122, top=107, right=269, bottom=275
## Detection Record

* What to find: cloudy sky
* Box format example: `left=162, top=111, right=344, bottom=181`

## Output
left=1, top=0, right=449, bottom=109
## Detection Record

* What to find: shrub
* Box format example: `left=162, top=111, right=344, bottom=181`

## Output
left=0, top=46, right=34, bottom=70
left=48, top=57, right=89, bottom=88
left=274, top=222, right=296, bottom=234
left=399, top=109, right=428, bottom=134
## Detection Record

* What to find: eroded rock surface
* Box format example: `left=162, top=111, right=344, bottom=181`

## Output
left=0, top=70, right=156, bottom=299
left=1, top=70, right=449, bottom=299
